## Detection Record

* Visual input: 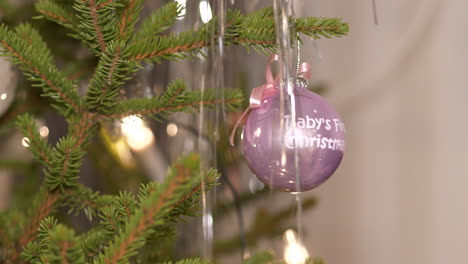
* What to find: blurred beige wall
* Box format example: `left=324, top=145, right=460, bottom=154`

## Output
left=291, top=0, right=468, bottom=263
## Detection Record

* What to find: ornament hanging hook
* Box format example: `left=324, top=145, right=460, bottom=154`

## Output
left=228, top=53, right=312, bottom=147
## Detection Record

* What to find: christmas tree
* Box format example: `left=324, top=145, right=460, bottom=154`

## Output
left=0, top=1, right=348, bottom=263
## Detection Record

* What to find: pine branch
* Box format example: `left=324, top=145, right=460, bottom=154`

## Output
left=73, top=0, right=121, bottom=54
left=132, top=2, right=182, bottom=42
left=115, top=192, right=137, bottom=222
left=67, top=112, right=100, bottom=148
left=102, top=80, right=243, bottom=120
left=129, top=30, right=209, bottom=63
left=229, top=8, right=349, bottom=52
left=97, top=192, right=137, bottom=236
left=228, top=8, right=276, bottom=53
left=0, top=24, right=81, bottom=116
left=129, top=8, right=348, bottom=62
left=137, top=171, right=219, bottom=261
left=96, top=154, right=210, bottom=264
left=117, top=0, right=143, bottom=40
left=295, top=17, right=350, bottom=39
left=15, top=190, right=60, bottom=259
left=0, top=211, right=24, bottom=261
left=20, top=241, right=42, bottom=264
left=77, top=192, right=139, bottom=259
left=45, top=136, right=84, bottom=191
left=162, top=169, right=219, bottom=221
left=62, top=184, right=114, bottom=221
left=34, top=217, right=85, bottom=264
left=16, top=114, right=53, bottom=168
left=86, top=41, right=138, bottom=113
left=162, top=259, right=210, bottom=264
left=21, top=217, right=60, bottom=263
left=15, top=23, right=54, bottom=65
left=9, top=109, right=94, bottom=263
left=35, top=0, right=76, bottom=31
left=97, top=0, right=116, bottom=8
left=79, top=228, right=110, bottom=260
left=99, top=206, right=121, bottom=236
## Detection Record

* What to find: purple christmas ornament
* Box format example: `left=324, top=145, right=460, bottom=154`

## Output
left=242, top=83, right=345, bottom=192
left=231, top=54, right=345, bottom=192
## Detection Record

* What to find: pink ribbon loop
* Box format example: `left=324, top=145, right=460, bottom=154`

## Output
left=298, top=62, right=312, bottom=80
left=229, top=54, right=312, bottom=146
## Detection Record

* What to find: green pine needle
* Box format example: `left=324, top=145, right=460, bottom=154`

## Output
left=133, top=1, right=182, bottom=41
left=35, top=0, right=76, bottom=32
left=73, top=0, right=122, bottom=54
left=162, top=258, right=210, bottom=264
left=96, top=154, right=217, bottom=264
left=117, top=0, right=144, bottom=40
left=35, top=217, right=86, bottom=264
left=45, top=137, right=83, bottom=191
left=86, top=41, right=138, bottom=113
left=105, top=80, right=244, bottom=119
left=62, top=184, right=114, bottom=221
left=0, top=24, right=82, bottom=117
left=16, top=114, right=53, bottom=167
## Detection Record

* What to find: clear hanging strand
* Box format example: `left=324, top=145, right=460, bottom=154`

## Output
left=197, top=0, right=214, bottom=260
left=273, top=0, right=304, bottom=243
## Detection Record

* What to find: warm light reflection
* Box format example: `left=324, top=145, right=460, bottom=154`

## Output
left=284, top=229, right=310, bottom=264
left=0, top=93, right=6, bottom=100
left=166, top=123, right=178, bottom=137
left=121, top=115, right=154, bottom=151
left=254, top=127, right=262, bottom=137
left=21, top=137, right=30, bottom=148
left=199, top=0, right=212, bottom=23
left=115, top=140, right=134, bottom=166
left=39, top=126, right=49, bottom=137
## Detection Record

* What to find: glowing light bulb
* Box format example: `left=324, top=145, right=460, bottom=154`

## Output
left=0, top=93, right=6, bottom=100
left=121, top=115, right=154, bottom=151
left=121, top=115, right=144, bottom=135
left=199, top=0, right=212, bottom=23
left=39, top=126, right=49, bottom=137
left=21, top=137, right=30, bottom=148
left=166, top=123, right=178, bottom=137
left=175, top=0, right=186, bottom=20
left=284, top=229, right=310, bottom=264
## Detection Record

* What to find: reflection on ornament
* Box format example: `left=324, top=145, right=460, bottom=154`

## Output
left=21, top=137, right=30, bottom=148
left=199, top=0, right=212, bottom=23
left=0, top=93, right=6, bottom=100
left=121, top=115, right=154, bottom=151
left=166, top=123, right=178, bottom=137
left=39, top=126, right=49, bottom=138
left=283, top=229, right=309, bottom=264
